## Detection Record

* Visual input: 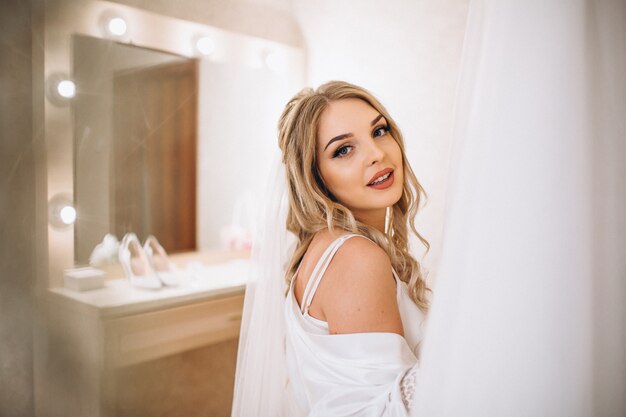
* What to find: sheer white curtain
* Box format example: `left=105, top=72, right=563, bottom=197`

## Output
left=411, top=1, right=625, bottom=416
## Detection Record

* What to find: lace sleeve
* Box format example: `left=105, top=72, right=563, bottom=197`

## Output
left=400, top=363, right=418, bottom=410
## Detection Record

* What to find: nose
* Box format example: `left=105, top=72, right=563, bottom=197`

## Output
left=365, top=137, right=385, bottom=166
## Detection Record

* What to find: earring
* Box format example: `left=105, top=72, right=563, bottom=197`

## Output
left=384, top=206, right=391, bottom=235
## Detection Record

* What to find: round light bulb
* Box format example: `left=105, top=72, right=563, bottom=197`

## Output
left=196, top=36, right=215, bottom=56
left=108, top=17, right=127, bottom=36
left=56, top=80, right=76, bottom=98
left=48, top=193, right=75, bottom=229
left=59, top=205, right=77, bottom=225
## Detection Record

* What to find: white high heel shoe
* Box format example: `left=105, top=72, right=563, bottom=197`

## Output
left=143, top=235, right=179, bottom=286
left=119, top=233, right=162, bottom=289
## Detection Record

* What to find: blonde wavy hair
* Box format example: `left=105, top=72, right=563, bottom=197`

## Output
left=277, top=80, right=430, bottom=312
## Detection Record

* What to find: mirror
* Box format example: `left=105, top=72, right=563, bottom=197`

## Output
left=42, top=0, right=305, bottom=281
left=73, top=34, right=199, bottom=263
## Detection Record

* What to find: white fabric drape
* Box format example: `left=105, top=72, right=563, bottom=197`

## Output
left=231, top=152, right=300, bottom=417
left=411, top=1, right=625, bottom=416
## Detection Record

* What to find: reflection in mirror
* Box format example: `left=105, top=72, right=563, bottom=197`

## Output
left=73, top=34, right=198, bottom=264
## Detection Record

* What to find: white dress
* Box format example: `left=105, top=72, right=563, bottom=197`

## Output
left=284, top=234, right=427, bottom=417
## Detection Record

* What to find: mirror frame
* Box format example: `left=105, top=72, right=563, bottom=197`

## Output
left=43, top=0, right=304, bottom=287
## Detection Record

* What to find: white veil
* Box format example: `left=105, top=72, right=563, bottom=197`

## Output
left=231, top=150, right=300, bottom=417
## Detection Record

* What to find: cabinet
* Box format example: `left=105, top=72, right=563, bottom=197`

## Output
left=35, top=253, right=248, bottom=417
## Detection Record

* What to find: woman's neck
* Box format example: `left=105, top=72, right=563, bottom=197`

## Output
left=353, top=207, right=387, bottom=233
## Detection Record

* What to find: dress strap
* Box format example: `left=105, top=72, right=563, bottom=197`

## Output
left=391, top=268, right=401, bottom=283
left=300, top=233, right=373, bottom=315
left=299, top=238, right=340, bottom=313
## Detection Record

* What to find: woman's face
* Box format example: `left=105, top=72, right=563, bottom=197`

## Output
left=316, top=98, right=404, bottom=224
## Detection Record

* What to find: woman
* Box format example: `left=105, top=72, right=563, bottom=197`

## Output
left=233, top=81, right=430, bottom=417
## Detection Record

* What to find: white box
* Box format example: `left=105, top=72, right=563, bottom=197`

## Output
left=64, top=267, right=106, bottom=291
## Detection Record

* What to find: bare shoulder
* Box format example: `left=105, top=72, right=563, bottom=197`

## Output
left=324, top=233, right=391, bottom=274
left=313, top=232, right=403, bottom=336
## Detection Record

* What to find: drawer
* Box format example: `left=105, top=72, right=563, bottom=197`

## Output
left=103, top=294, right=244, bottom=368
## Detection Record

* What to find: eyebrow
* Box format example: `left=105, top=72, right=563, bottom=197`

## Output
left=323, top=114, right=386, bottom=151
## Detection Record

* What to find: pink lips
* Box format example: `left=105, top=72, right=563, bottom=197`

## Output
left=367, top=168, right=393, bottom=185
left=367, top=168, right=395, bottom=190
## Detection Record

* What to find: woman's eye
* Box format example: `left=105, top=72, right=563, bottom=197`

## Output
left=333, top=145, right=352, bottom=158
left=373, top=125, right=390, bottom=138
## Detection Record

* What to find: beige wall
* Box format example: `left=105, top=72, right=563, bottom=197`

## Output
left=196, top=60, right=302, bottom=249
left=0, top=0, right=38, bottom=415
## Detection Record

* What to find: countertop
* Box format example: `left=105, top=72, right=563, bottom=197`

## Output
left=47, top=249, right=250, bottom=318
